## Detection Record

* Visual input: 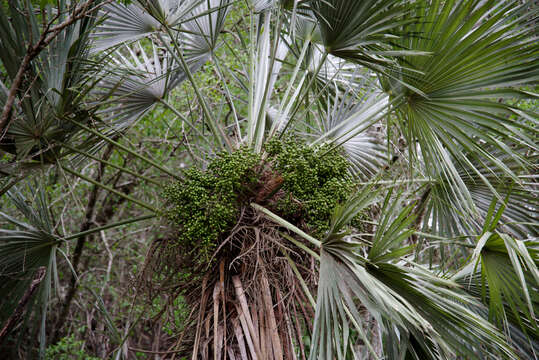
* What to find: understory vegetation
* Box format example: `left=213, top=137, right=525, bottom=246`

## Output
left=0, top=0, right=537, bottom=359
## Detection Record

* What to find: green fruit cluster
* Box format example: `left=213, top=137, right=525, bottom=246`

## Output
left=164, top=147, right=261, bottom=261
left=265, top=138, right=355, bottom=237
left=164, top=139, right=361, bottom=262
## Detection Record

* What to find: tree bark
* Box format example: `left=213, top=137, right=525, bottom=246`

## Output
left=410, top=186, right=432, bottom=244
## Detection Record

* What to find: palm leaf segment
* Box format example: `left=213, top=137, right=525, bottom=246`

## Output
left=94, top=42, right=186, bottom=130
left=311, top=0, right=420, bottom=70
left=311, top=189, right=517, bottom=359
left=0, top=0, right=98, bottom=162
left=91, top=0, right=206, bottom=51
left=91, top=1, right=161, bottom=52
left=181, top=0, right=230, bottom=61
left=382, top=0, right=538, bottom=229
left=93, top=0, right=230, bottom=55
left=0, top=187, right=61, bottom=355
left=456, top=233, right=539, bottom=347
left=91, top=0, right=230, bottom=130
left=453, top=201, right=539, bottom=359
left=424, top=145, right=538, bottom=239
left=315, top=79, right=388, bottom=180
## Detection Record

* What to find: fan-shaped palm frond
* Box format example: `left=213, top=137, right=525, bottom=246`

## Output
left=93, top=0, right=228, bottom=55
left=310, top=0, right=421, bottom=70
left=0, top=186, right=60, bottom=356
left=382, top=0, right=538, bottom=227
left=139, top=0, right=203, bottom=26
left=94, top=41, right=190, bottom=130
left=315, top=79, right=388, bottom=180
left=311, top=189, right=517, bottom=360
left=452, top=201, right=539, bottom=358
left=180, top=0, right=231, bottom=61
left=91, top=1, right=162, bottom=52
left=454, top=232, right=539, bottom=357
left=0, top=189, right=58, bottom=275
left=422, top=145, right=538, bottom=239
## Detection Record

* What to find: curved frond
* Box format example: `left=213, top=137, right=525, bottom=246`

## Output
left=423, top=146, right=538, bottom=238
left=0, top=189, right=58, bottom=275
left=0, top=0, right=98, bottom=163
left=91, top=2, right=161, bottom=52
left=94, top=41, right=199, bottom=130
left=311, top=0, right=419, bottom=70
left=312, top=242, right=516, bottom=359
left=315, top=79, right=388, bottom=180
left=453, top=230, right=539, bottom=357
left=138, top=0, right=203, bottom=26
left=181, top=0, right=231, bottom=60
left=313, top=189, right=517, bottom=359
left=0, top=186, right=59, bottom=356
left=383, top=0, right=538, bottom=231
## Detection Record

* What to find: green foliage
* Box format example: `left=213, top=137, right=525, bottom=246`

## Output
left=164, top=147, right=262, bottom=261
left=162, top=296, right=189, bottom=336
left=45, top=333, right=99, bottom=360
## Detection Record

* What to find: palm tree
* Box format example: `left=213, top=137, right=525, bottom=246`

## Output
left=0, top=0, right=537, bottom=358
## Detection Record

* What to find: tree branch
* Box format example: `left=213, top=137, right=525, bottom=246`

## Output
left=51, top=143, right=113, bottom=344
left=0, top=267, right=47, bottom=345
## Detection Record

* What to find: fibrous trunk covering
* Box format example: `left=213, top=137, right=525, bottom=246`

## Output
left=187, top=208, right=316, bottom=360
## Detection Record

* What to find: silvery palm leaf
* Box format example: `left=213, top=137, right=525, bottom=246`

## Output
left=91, top=2, right=161, bottom=52
left=310, top=0, right=420, bottom=71
left=180, top=0, right=231, bottom=61
left=422, top=145, right=538, bottom=239
left=310, top=189, right=517, bottom=359
left=139, top=0, right=203, bottom=27
left=92, top=0, right=205, bottom=52
left=308, top=48, right=367, bottom=88
left=314, top=78, right=388, bottom=180
left=267, top=39, right=368, bottom=139
left=290, top=10, right=321, bottom=43
left=94, top=41, right=196, bottom=130
left=246, top=11, right=290, bottom=151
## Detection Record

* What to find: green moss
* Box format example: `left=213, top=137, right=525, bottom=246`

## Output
left=164, top=139, right=362, bottom=263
